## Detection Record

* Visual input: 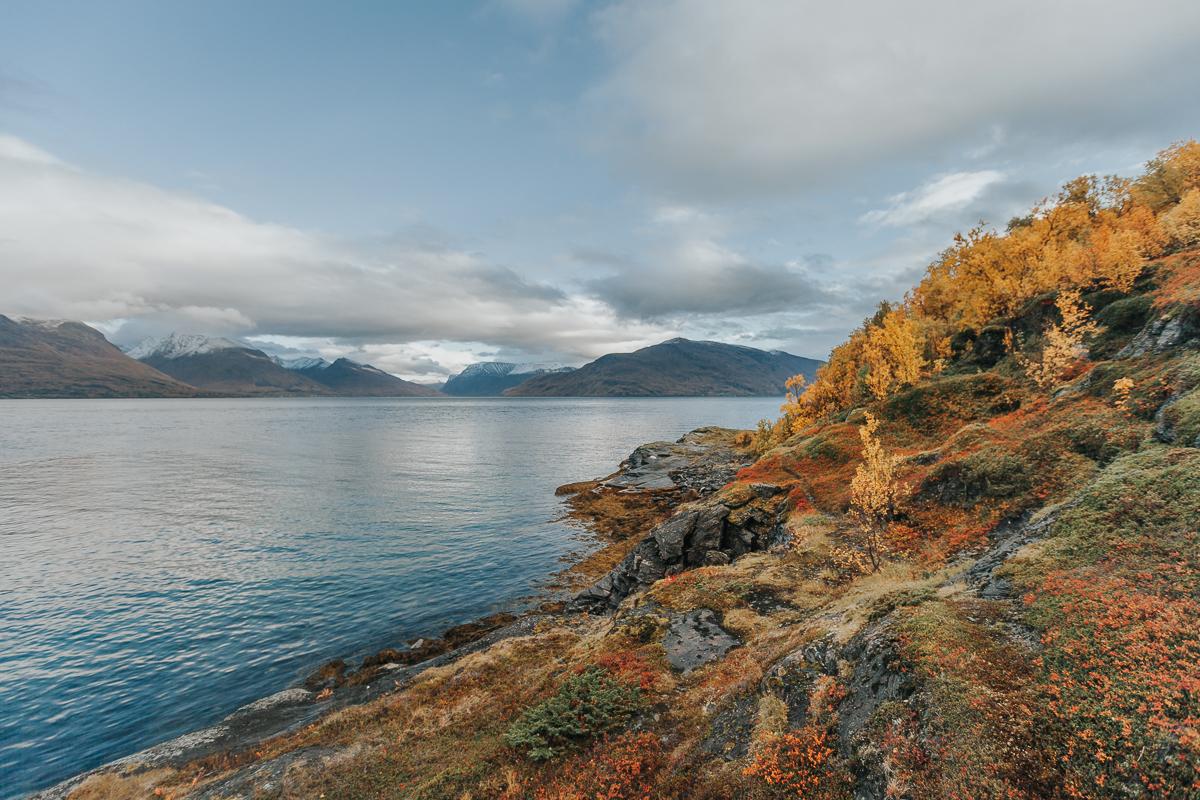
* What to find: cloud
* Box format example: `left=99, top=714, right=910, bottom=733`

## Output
left=587, top=237, right=837, bottom=319
left=860, top=170, right=1006, bottom=228
left=0, top=134, right=61, bottom=166
left=587, top=0, right=1200, bottom=199
left=0, top=134, right=667, bottom=366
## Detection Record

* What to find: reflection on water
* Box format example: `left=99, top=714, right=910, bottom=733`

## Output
left=0, top=396, right=781, bottom=797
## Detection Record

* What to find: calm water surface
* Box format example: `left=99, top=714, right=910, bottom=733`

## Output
left=0, top=396, right=781, bottom=797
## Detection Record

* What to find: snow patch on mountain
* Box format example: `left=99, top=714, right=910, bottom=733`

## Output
left=273, top=356, right=330, bottom=371
left=127, top=333, right=247, bottom=360
left=16, top=317, right=70, bottom=330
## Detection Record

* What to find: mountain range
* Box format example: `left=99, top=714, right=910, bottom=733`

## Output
left=283, top=356, right=441, bottom=397
left=505, top=338, right=822, bottom=396
left=126, top=333, right=439, bottom=397
left=0, top=319, right=821, bottom=398
left=441, top=362, right=574, bottom=396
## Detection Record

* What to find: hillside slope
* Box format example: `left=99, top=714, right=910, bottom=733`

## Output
left=506, top=338, right=822, bottom=396
left=0, top=316, right=196, bottom=398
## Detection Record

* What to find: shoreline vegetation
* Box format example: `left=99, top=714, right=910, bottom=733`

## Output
left=33, top=141, right=1200, bottom=799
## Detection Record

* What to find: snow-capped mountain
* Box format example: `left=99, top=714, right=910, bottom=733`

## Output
left=127, top=333, right=247, bottom=360
left=272, top=355, right=330, bottom=371
left=128, top=332, right=330, bottom=395
left=442, top=361, right=575, bottom=396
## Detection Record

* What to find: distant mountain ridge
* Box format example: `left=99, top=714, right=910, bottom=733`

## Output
left=1, top=322, right=821, bottom=399
left=0, top=316, right=197, bottom=398
left=442, top=361, right=574, bottom=396
left=131, top=334, right=331, bottom=396
left=272, top=355, right=329, bottom=371
left=288, top=357, right=441, bottom=397
left=505, top=338, right=822, bottom=397
left=126, top=334, right=442, bottom=397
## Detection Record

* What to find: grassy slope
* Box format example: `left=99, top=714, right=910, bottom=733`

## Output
left=71, top=251, right=1200, bottom=800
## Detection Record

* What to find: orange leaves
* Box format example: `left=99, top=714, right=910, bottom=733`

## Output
left=1024, top=562, right=1200, bottom=796
left=1154, top=249, right=1200, bottom=309
left=592, top=650, right=664, bottom=693
left=527, top=732, right=664, bottom=800
left=743, top=724, right=852, bottom=800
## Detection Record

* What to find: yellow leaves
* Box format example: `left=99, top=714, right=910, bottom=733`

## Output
left=1132, top=139, right=1200, bottom=211
left=1161, top=188, right=1200, bottom=249
left=767, top=138, right=1199, bottom=432
left=848, top=413, right=908, bottom=571
left=1016, top=289, right=1100, bottom=390
left=1112, top=377, right=1134, bottom=413
left=862, top=309, right=927, bottom=400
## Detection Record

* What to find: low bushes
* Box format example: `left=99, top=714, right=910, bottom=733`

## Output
left=505, top=666, right=643, bottom=761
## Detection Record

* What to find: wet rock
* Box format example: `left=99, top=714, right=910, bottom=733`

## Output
left=966, top=504, right=1071, bottom=598
left=189, top=745, right=347, bottom=799
left=442, top=612, right=518, bottom=647
left=652, top=510, right=697, bottom=561
left=662, top=609, right=740, bottom=673
left=303, top=659, right=346, bottom=691
left=742, top=587, right=794, bottom=615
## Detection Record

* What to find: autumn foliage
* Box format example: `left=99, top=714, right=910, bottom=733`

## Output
left=847, top=412, right=908, bottom=570
left=779, top=140, right=1200, bottom=425
left=1015, top=288, right=1100, bottom=389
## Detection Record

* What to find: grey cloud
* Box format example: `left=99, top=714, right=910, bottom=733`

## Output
left=587, top=238, right=839, bottom=319
left=588, top=0, right=1200, bottom=199
left=0, top=134, right=668, bottom=361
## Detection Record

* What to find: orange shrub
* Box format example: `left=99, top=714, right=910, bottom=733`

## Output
left=743, top=724, right=853, bottom=800
left=532, top=732, right=665, bottom=800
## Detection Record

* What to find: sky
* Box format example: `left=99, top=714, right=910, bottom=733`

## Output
left=3, top=0, right=1200, bottom=381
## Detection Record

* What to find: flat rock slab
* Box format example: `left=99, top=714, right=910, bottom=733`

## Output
left=662, top=609, right=740, bottom=673
left=601, top=427, right=753, bottom=494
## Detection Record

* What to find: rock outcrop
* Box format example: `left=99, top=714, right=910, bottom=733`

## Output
left=570, top=481, right=788, bottom=610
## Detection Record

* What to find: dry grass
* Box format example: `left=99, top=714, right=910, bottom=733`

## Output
left=68, top=768, right=177, bottom=800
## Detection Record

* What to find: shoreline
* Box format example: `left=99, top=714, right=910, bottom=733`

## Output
left=28, top=426, right=754, bottom=800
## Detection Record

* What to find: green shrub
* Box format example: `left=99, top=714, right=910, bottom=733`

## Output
left=919, top=450, right=1033, bottom=507
left=1091, top=294, right=1153, bottom=358
left=504, top=667, right=642, bottom=761
left=1160, top=386, right=1200, bottom=446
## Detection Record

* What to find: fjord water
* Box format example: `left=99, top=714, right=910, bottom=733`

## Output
left=0, top=396, right=780, bottom=797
